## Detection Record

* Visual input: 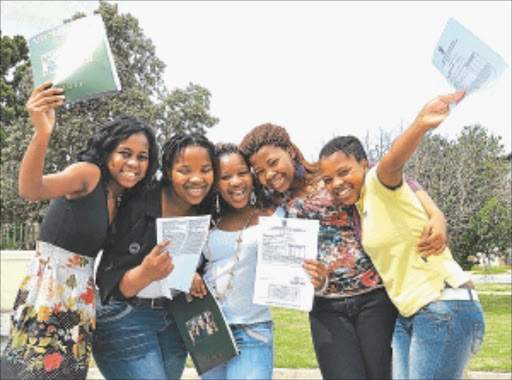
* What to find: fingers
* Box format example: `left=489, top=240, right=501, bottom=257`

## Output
left=303, top=259, right=327, bottom=290
left=189, top=273, right=207, bottom=298
left=439, top=90, right=465, bottom=105
left=27, top=84, right=65, bottom=112
left=150, top=239, right=170, bottom=256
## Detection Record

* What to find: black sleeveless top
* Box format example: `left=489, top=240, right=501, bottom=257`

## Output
left=38, top=178, right=109, bottom=257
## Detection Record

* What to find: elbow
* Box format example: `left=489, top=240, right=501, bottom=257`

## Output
left=18, top=187, right=42, bottom=202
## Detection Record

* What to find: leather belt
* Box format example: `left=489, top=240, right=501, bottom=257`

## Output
left=128, top=297, right=173, bottom=310
left=438, top=287, right=479, bottom=302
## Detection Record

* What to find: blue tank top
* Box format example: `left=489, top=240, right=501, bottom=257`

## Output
left=38, top=178, right=109, bottom=257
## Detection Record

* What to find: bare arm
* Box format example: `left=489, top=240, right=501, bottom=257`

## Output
left=19, top=82, right=98, bottom=200
left=119, top=240, right=173, bottom=298
left=378, top=91, right=465, bottom=188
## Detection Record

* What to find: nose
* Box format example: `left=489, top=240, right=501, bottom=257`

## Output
left=189, top=175, right=204, bottom=185
left=126, top=156, right=138, bottom=167
left=264, top=170, right=276, bottom=183
left=230, top=175, right=243, bottom=187
left=332, top=176, right=344, bottom=188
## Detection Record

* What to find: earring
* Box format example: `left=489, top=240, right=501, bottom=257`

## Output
left=250, top=191, right=257, bottom=206
left=294, top=163, right=306, bottom=179
left=216, top=193, right=221, bottom=214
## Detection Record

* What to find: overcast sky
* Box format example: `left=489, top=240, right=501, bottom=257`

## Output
left=2, top=1, right=511, bottom=159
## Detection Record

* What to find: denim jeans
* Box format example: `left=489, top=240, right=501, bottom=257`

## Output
left=201, top=321, right=273, bottom=380
left=392, top=299, right=485, bottom=380
left=309, top=288, right=398, bottom=379
left=92, top=297, right=187, bottom=380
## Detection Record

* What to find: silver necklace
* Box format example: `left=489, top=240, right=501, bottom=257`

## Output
left=208, top=209, right=255, bottom=300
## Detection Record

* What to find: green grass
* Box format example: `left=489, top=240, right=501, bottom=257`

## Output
left=471, top=265, right=511, bottom=275
left=467, top=283, right=512, bottom=373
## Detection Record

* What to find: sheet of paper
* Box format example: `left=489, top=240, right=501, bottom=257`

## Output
left=156, top=215, right=211, bottom=296
left=432, top=17, right=508, bottom=96
left=253, top=217, right=319, bottom=312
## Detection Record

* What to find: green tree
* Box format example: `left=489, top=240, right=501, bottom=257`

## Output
left=1, top=1, right=218, bottom=226
left=406, top=125, right=510, bottom=268
left=0, top=32, right=30, bottom=145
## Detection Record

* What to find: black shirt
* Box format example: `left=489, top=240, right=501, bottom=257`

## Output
left=39, top=178, right=109, bottom=258
left=96, top=184, right=163, bottom=303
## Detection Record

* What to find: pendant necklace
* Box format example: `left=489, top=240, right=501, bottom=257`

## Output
left=208, top=209, right=255, bottom=300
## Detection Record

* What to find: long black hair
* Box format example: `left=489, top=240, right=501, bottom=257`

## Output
left=160, top=132, right=216, bottom=215
left=77, top=115, right=159, bottom=202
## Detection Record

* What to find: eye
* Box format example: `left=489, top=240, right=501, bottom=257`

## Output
left=138, top=154, right=148, bottom=161
left=323, top=177, right=332, bottom=185
left=118, top=150, right=131, bottom=158
left=253, top=169, right=263, bottom=177
left=220, top=174, right=231, bottom=181
left=339, top=169, right=350, bottom=176
left=269, top=159, right=278, bottom=167
left=202, top=166, right=213, bottom=174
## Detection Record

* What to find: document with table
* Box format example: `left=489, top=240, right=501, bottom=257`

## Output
left=253, top=217, right=319, bottom=312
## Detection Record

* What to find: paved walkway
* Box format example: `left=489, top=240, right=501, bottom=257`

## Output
left=86, top=367, right=512, bottom=379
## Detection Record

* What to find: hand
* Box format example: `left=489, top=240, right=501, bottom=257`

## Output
left=414, top=91, right=465, bottom=131
left=189, top=272, right=207, bottom=298
left=303, top=259, right=328, bottom=291
left=417, top=214, right=447, bottom=257
left=140, top=240, right=173, bottom=282
left=26, top=82, right=65, bottom=136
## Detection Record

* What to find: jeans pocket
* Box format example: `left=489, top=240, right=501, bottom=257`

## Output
left=96, top=298, right=134, bottom=323
left=471, top=319, right=485, bottom=355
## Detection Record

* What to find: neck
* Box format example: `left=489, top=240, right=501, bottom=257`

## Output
left=161, top=186, right=196, bottom=217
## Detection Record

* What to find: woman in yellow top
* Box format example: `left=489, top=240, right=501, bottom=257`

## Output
left=318, top=91, right=485, bottom=380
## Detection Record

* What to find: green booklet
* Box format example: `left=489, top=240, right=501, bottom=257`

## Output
left=28, top=15, right=121, bottom=102
left=171, top=285, right=239, bottom=375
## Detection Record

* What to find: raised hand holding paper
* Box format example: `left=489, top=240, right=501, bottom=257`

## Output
left=28, top=15, right=121, bottom=102
left=433, top=17, right=508, bottom=96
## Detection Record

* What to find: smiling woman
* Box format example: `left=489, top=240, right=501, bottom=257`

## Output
left=93, top=133, right=217, bottom=380
left=0, top=82, right=158, bottom=380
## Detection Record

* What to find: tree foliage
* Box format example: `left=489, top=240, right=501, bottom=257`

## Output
left=406, top=125, right=510, bottom=268
left=1, top=1, right=218, bottom=224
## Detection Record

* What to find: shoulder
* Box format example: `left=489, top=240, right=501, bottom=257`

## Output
left=64, top=162, right=102, bottom=198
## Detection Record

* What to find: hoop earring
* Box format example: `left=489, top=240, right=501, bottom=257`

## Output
left=250, top=191, right=257, bottom=206
left=215, top=193, right=221, bottom=214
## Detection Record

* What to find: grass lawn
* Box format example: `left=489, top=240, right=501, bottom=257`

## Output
left=271, top=283, right=511, bottom=372
left=471, top=265, right=511, bottom=275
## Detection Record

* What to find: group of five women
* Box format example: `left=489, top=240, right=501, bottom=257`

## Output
left=1, top=83, right=484, bottom=380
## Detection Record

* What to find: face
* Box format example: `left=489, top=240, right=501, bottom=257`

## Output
left=249, top=145, right=295, bottom=193
left=169, top=146, right=214, bottom=206
left=319, top=151, right=367, bottom=205
left=216, top=153, right=253, bottom=210
left=107, top=132, right=150, bottom=191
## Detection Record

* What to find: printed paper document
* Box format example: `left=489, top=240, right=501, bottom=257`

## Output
left=253, top=217, right=319, bottom=312
left=432, top=17, right=508, bottom=95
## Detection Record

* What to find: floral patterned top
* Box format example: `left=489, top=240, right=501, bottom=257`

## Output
left=285, top=187, right=383, bottom=297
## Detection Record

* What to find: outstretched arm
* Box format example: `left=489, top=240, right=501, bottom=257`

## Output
left=19, top=82, right=99, bottom=201
left=378, top=91, right=465, bottom=188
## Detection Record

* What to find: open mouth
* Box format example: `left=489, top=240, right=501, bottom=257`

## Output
left=185, top=186, right=207, bottom=198
left=269, top=174, right=285, bottom=190
left=229, top=188, right=247, bottom=202
left=334, top=186, right=353, bottom=201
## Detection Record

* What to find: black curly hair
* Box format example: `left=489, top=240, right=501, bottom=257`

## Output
left=160, top=132, right=216, bottom=215
left=212, top=142, right=273, bottom=221
left=77, top=115, right=159, bottom=202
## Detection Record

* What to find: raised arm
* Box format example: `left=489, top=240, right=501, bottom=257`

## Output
left=378, top=91, right=465, bottom=188
left=19, top=82, right=99, bottom=201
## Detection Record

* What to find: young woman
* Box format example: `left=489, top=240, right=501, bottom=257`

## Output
left=196, top=143, right=280, bottom=379
left=93, top=133, right=216, bottom=380
left=1, top=82, right=158, bottom=380
left=239, top=123, right=447, bottom=379
left=318, top=91, right=485, bottom=380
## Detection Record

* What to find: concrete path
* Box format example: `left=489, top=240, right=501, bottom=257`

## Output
left=87, top=367, right=512, bottom=379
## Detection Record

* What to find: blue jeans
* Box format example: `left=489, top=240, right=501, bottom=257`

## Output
left=201, top=321, right=273, bottom=380
left=92, top=298, right=187, bottom=380
left=392, top=299, right=485, bottom=380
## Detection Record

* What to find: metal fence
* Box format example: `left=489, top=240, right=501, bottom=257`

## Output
left=0, top=223, right=39, bottom=250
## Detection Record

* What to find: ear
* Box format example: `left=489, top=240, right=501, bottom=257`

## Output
left=361, top=159, right=369, bottom=173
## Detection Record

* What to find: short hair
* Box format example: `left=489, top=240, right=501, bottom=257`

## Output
left=160, top=132, right=216, bottom=214
left=77, top=115, right=159, bottom=202
left=319, top=136, right=367, bottom=162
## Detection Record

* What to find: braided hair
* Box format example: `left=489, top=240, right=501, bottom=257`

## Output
left=160, top=132, right=216, bottom=215
left=239, top=123, right=321, bottom=192
left=77, top=115, right=159, bottom=204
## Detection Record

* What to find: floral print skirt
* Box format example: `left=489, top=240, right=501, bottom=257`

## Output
left=1, top=241, right=96, bottom=379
